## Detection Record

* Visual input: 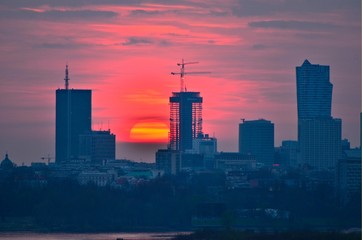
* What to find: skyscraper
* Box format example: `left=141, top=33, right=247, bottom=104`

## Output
left=296, top=60, right=342, bottom=169
left=169, top=91, right=202, bottom=151
left=296, top=59, right=332, bottom=119
left=298, top=118, right=342, bottom=169
left=238, top=119, right=274, bottom=166
left=56, top=65, right=92, bottom=163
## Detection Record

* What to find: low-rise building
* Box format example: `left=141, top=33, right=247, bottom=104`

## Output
left=155, top=149, right=180, bottom=175
left=336, top=148, right=361, bottom=203
left=215, top=152, right=256, bottom=171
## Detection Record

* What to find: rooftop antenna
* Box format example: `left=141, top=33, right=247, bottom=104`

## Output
left=171, top=59, right=210, bottom=92
left=65, top=64, right=71, bottom=160
left=64, top=64, right=70, bottom=90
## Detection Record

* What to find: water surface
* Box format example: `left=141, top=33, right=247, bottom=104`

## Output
left=0, top=232, right=187, bottom=240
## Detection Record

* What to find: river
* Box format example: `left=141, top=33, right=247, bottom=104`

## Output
left=0, top=232, right=188, bottom=240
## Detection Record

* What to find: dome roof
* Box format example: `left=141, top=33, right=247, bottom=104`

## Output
left=1, top=154, right=15, bottom=170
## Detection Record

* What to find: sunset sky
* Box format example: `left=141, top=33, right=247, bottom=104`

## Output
left=0, top=0, right=360, bottom=164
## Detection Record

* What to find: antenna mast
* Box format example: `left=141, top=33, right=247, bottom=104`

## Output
left=171, top=59, right=210, bottom=92
left=64, top=65, right=70, bottom=90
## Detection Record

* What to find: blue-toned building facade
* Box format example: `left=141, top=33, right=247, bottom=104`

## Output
left=296, top=59, right=341, bottom=169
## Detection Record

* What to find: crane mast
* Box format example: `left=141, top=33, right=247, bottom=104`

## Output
left=171, top=59, right=209, bottom=92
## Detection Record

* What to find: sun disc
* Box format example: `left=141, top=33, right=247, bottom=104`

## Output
left=129, top=122, right=169, bottom=142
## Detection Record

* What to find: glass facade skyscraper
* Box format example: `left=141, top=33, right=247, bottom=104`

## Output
left=296, top=59, right=332, bottom=119
left=56, top=89, right=92, bottom=163
left=298, top=118, right=342, bottom=169
left=296, top=59, right=341, bottom=169
left=55, top=66, right=92, bottom=163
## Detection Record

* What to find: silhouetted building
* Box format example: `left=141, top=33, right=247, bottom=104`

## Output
left=239, top=119, right=274, bottom=166
left=0, top=154, right=15, bottom=170
left=78, top=171, right=115, bottom=186
left=337, top=148, right=361, bottom=203
left=296, top=60, right=342, bottom=169
left=296, top=59, right=332, bottom=119
left=279, top=140, right=299, bottom=168
left=299, top=118, right=342, bottom=169
left=192, top=133, right=217, bottom=154
left=155, top=149, right=180, bottom=175
left=56, top=65, right=91, bottom=163
left=191, top=133, right=217, bottom=169
left=215, top=152, right=256, bottom=171
left=341, top=138, right=351, bottom=151
left=181, top=153, right=204, bottom=170
left=169, top=92, right=202, bottom=151
left=79, top=130, right=116, bottom=164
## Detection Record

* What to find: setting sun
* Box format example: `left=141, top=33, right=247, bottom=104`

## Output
left=129, top=122, right=169, bottom=142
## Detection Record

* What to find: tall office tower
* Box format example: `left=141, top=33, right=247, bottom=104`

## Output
left=299, top=118, right=342, bottom=169
left=296, top=60, right=341, bottom=169
left=238, top=119, right=274, bottom=166
left=296, top=59, right=332, bottom=119
left=79, top=130, right=116, bottom=164
left=56, top=65, right=92, bottom=163
left=169, top=92, right=202, bottom=151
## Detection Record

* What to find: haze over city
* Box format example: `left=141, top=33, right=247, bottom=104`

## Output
left=0, top=0, right=360, bottom=165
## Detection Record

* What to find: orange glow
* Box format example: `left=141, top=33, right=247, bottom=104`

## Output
left=129, top=122, right=169, bottom=142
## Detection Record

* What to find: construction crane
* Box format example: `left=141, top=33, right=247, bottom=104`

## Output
left=171, top=59, right=210, bottom=92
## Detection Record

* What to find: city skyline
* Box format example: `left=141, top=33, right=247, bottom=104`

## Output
left=0, top=1, right=360, bottom=164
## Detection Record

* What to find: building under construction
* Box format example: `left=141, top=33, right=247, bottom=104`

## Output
left=169, top=91, right=203, bottom=151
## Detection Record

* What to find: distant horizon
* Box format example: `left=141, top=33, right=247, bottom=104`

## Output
left=117, top=141, right=168, bottom=163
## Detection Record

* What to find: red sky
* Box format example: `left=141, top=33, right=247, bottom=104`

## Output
left=0, top=0, right=360, bottom=164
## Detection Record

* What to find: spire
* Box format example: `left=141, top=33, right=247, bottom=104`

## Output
left=302, top=59, right=311, bottom=66
left=64, top=65, right=70, bottom=90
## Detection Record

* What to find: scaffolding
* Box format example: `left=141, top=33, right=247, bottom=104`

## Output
left=170, top=100, right=180, bottom=150
left=169, top=92, right=202, bottom=151
left=192, top=101, right=202, bottom=139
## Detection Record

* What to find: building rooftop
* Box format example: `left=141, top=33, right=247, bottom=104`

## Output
left=0, top=154, right=15, bottom=170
